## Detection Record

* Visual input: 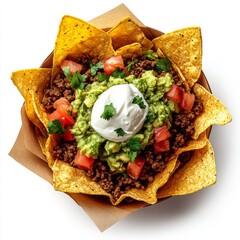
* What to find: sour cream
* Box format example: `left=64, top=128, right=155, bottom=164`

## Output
left=91, top=84, right=148, bottom=142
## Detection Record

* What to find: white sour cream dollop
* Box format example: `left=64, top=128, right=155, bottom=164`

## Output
left=91, top=84, right=148, bottom=142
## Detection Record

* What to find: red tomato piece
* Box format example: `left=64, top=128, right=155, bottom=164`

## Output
left=60, top=60, right=83, bottom=75
left=103, top=55, right=124, bottom=75
left=180, top=92, right=195, bottom=111
left=154, top=125, right=171, bottom=142
left=73, top=151, right=94, bottom=170
left=48, top=110, right=62, bottom=121
left=57, top=107, right=75, bottom=125
left=165, top=84, right=183, bottom=104
left=154, top=139, right=170, bottom=154
left=53, top=97, right=72, bottom=110
left=62, top=126, right=75, bottom=141
left=127, top=157, right=145, bottom=180
left=53, top=98, right=75, bottom=125
left=47, top=110, right=67, bottom=126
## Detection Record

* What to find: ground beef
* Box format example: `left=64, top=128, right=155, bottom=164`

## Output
left=44, top=54, right=204, bottom=202
left=129, top=59, right=157, bottom=78
left=53, top=141, right=78, bottom=164
left=42, top=75, right=75, bottom=112
left=170, top=98, right=203, bottom=152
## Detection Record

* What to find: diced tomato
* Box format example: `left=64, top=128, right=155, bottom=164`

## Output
left=154, top=125, right=171, bottom=142
left=53, top=97, right=72, bottom=111
left=52, top=98, right=75, bottom=125
left=180, top=92, right=195, bottom=111
left=165, top=84, right=183, bottom=104
left=60, top=59, right=83, bottom=75
left=103, top=55, right=124, bottom=75
left=73, top=151, right=94, bottom=170
left=154, top=139, right=170, bottom=154
left=165, top=84, right=196, bottom=111
left=62, top=126, right=75, bottom=141
left=48, top=110, right=74, bottom=126
left=48, top=110, right=63, bottom=122
left=57, top=107, right=75, bottom=125
left=127, top=157, right=145, bottom=180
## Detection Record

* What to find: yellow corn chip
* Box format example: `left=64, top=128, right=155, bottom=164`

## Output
left=115, top=43, right=142, bottom=58
left=11, top=68, right=52, bottom=135
left=52, top=15, right=114, bottom=79
left=193, top=83, right=232, bottom=139
left=108, top=17, right=153, bottom=51
left=153, top=27, right=202, bottom=87
left=157, top=139, right=216, bottom=198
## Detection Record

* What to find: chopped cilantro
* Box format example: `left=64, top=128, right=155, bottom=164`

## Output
left=71, top=72, right=86, bottom=89
left=114, top=128, right=126, bottom=137
left=146, top=111, right=155, bottom=123
left=132, top=95, right=146, bottom=109
left=90, top=61, right=104, bottom=76
left=122, top=172, right=129, bottom=178
left=111, top=67, right=126, bottom=79
left=62, top=66, right=86, bottom=89
left=67, top=110, right=72, bottom=116
left=100, top=103, right=116, bottom=120
left=47, top=120, right=65, bottom=134
left=97, top=73, right=109, bottom=82
left=62, top=66, right=72, bottom=81
left=128, top=138, right=142, bottom=151
left=156, top=56, right=171, bottom=73
left=129, top=151, right=137, bottom=162
left=126, top=61, right=136, bottom=71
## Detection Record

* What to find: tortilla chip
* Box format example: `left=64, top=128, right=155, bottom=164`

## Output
left=193, top=83, right=232, bottom=139
left=157, top=139, right=216, bottom=198
left=115, top=157, right=178, bottom=205
left=52, top=155, right=177, bottom=205
left=45, top=134, right=58, bottom=168
left=51, top=131, right=207, bottom=205
left=153, top=27, right=202, bottom=87
left=108, top=17, right=153, bottom=51
left=175, top=131, right=207, bottom=156
left=115, top=43, right=142, bottom=58
left=52, top=15, right=114, bottom=79
left=31, top=93, right=49, bottom=129
left=52, top=160, right=111, bottom=197
left=11, top=68, right=51, bottom=135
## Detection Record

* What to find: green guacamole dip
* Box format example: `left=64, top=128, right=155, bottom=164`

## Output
left=71, top=70, right=175, bottom=172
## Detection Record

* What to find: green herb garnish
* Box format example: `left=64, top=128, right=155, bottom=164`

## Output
left=97, top=73, right=109, bottom=82
left=111, top=67, right=126, bottom=79
left=114, top=128, right=126, bottom=137
left=129, top=151, right=137, bottom=162
left=67, top=110, right=72, bottom=116
left=146, top=111, right=155, bottom=123
left=156, top=56, right=171, bottom=73
left=132, top=95, right=146, bottom=109
left=90, top=61, right=104, bottom=76
left=100, top=103, right=116, bottom=120
left=62, top=66, right=86, bottom=89
left=126, top=61, right=136, bottom=71
left=47, top=120, right=65, bottom=134
left=128, top=138, right=142, bottom=151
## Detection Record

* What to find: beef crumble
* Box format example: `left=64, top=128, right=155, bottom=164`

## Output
left=42, top=54, right=203, bottom=202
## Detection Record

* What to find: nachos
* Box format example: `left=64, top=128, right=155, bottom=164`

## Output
left=11, top=16, right=231, bottom=205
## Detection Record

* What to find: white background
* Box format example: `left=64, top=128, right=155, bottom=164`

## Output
left=0, top=0, right=239, bottom=239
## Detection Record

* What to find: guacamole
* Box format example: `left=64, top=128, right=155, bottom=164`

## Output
left=71, top=70, right=175, bottom=172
